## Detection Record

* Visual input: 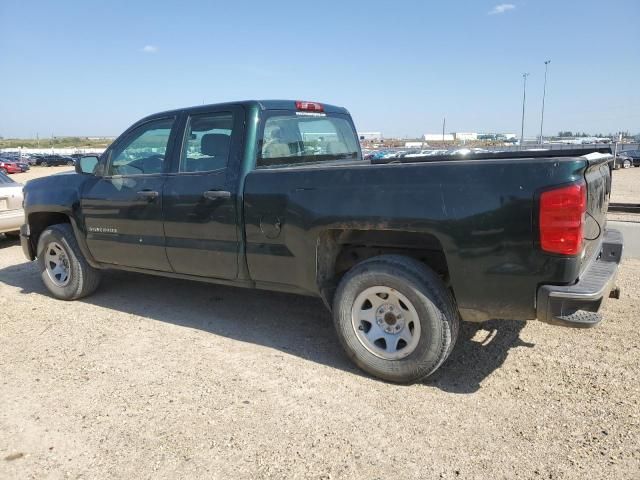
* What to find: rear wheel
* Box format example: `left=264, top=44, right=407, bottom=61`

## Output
left=0, top=168, right=7, bottom=174
left=623, top=159, right=632, bottom=169
left=333, top=255, right=459, bottom=383
left=37, top=223, right=101, bottom=300
left=67, top=160, right=74, bottom=166
left=41, top=161, right=48, bottom=167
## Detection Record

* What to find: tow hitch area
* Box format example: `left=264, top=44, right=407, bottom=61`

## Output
left=537, top=229, right=623, bottom=328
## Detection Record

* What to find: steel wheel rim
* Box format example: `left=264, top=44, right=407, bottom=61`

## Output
left=45, top=241, right=71, bottom=287
left=351, top=286, right=421, bottom=360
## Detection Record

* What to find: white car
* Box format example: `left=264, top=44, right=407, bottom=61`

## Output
left=0, top=171, right=24, bottom=238
left=405, top=149, right=449, bottom=158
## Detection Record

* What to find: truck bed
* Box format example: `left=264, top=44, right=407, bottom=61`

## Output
left=243, top=152, right=613, bottom=322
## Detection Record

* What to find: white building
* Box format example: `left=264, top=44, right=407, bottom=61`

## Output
left=454, top=132, right=478, bottom=141
left=358, top=132, right=383, bottom=141
left=424, top=133, right=454, bottom=142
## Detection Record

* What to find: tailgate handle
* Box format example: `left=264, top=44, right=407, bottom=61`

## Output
left=203, top=190, right=231, bottom=200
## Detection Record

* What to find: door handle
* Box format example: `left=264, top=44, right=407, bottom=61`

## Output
left=203, top=190, right=231, bottom=200
left=136, top=190, right=159, bottom=201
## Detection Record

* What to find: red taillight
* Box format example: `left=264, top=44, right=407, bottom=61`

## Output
left=295, top=100, right=324, bottom=112
left=539, top=182, right=587, bottom=255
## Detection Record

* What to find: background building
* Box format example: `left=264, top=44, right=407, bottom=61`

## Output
left=358, top=132, right=383, bottom=141
left=454, top=132, right=478, bottom=141
left=424, top=133, right=454, bottom=142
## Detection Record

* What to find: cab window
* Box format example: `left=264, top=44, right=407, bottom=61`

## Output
left=257, top=114, right=360, bottom=167
left=179, top=112, right=233, bottom=172
left=108, top=118, right=174, bottom=175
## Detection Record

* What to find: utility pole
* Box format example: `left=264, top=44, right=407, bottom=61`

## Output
left=442, top=117, right=446, bottom=143
left=539, top=60, right=551, bottom=144
left=520, top=73, right=529, bottom=148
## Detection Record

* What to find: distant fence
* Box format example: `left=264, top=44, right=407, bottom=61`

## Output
left=0, top=147, right=106, bottom=156
left=492, top=143, right=638, bottom=153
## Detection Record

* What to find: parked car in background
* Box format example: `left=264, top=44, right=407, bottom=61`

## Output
left=0, top=159, right=29, bottom=174
left=0, top=171, right=24, bottom=238
left=35, top=155, right=76, bottom=167
left=20, top=154, right=37, bottom=165
left=615, top=150, right=640, bottom=169
left=404, top=149, right=449, bottom=158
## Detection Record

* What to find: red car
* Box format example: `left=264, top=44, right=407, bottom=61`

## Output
left=0, top=160, right=26, bottom=174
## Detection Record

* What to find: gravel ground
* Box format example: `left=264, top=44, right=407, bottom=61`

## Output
left=11, top=166, right=74, bottom=184
left=1, top=164, right=639, bottom=479
left=611, top=167, right=640, bottom=204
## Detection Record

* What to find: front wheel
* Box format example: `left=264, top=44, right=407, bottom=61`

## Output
left=333, top=255, right=459, bottom=384
left=623, top=159, right=632, bottom=169
left=37, top=223, right=101, bottom=300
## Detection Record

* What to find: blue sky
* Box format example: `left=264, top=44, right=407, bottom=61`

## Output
left=1, top=0, right=638, bottom=138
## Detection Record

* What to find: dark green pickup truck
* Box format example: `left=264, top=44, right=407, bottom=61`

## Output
left=20, top=100, right=623, bottom=383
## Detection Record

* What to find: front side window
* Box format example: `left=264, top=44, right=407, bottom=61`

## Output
left=108, top=118, right=174, bottom=175
left=180, top=112, right=233, bottom=172
left=258, top=114, right=360, bottom=167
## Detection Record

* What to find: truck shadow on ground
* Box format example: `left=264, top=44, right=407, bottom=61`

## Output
left=0, top=235, right=20, bottom=249
left=0, top=261, right=533, bottom=394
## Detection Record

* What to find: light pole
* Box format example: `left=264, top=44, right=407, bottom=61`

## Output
left=539, top=60, right=551, bottom=144
left=520, top=73, right=529, bottom=148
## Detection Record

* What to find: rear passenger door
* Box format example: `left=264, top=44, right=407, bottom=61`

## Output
left=162, top=106, right=244, bottom=279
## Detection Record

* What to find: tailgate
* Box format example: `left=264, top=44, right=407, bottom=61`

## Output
left=581, top=152, right=613, bottom=272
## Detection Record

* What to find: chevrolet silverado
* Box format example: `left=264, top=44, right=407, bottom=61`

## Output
left=19, top=100, right=623, bottom=383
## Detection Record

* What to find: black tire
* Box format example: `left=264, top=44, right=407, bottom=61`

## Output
left=623, top=159, right=632, bottom=169
left=4, top=231, right=20, bottom=239
left=67, top=161, right=74, bottom=166
left=37, top=223, right=101, bottom=300
left=41, top=161, right=48, bottom=167
left=333, top=255, right=459, bottom=384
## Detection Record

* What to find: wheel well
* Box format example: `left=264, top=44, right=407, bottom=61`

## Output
left=28, top=212, right=71, bottom=251
left=317, top=229, right=450, bottom=305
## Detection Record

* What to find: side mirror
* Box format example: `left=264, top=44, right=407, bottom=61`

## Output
left=76, top=155, right=99, bottom=175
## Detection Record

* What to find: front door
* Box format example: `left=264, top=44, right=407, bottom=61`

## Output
left=81, top=116, right=177, bottom=271
left=162, top=108, right=243, bottom=279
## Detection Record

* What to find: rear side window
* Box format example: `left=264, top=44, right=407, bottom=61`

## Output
left=180, top=112, right=233, bottom=172
left=257, top=114, right=360, bottom=167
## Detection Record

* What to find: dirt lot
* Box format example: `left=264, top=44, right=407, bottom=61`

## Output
left=1, top=165, right=639, bottom=479
left=610, top=166, right=640, bottom=204
left=11, top=165, right=74, bottom=184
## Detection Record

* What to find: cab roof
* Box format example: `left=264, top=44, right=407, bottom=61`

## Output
left=142, top=100, right=349, bottom=122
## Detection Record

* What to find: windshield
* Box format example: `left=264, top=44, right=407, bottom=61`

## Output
left=258, top=113, right=361, bottom=167
left=0, top=171, right=16, bottom=185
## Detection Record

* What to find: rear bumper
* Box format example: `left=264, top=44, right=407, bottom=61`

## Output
left=20, top=223, right=35, bottom=260
left=537, top=228, right=623, bottom=328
